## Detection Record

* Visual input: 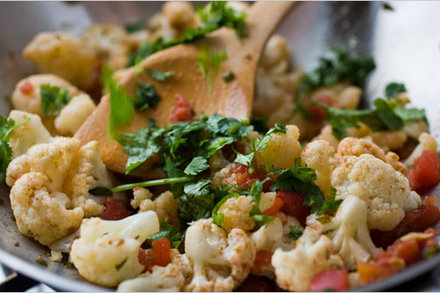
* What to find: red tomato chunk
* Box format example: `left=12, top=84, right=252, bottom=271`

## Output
left=305, top=95, right=333, bottom=123
left=309, top=269, right=349, bottom=292
left=100, top=198, right=132, bottom=220
left=232, top=163, right=273, bottom=191
left=171, top=96, right=193, bottom=123
left=358, top=257, right=405, bottom=284
left=138, top=238, right=171, bottom=273
left=276, top=190, right=311, bottom=225
left=20, top=81, right=34, bottom=95
left=408, top=150, right=440, bottom=190
left=262, top=196, right=284, bottom=215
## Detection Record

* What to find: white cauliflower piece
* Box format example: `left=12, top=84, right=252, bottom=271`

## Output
left=138, top=190, right=180, bottom=228
left=8, top=110, right=51, bottom=159
left=255, top=125, right=302, bottom=169
left=272, top=226, right=343, bottom=292
left=22, top=32, right=98, bottom=90
left=309, top=196, right=380, bottom=270
left=70, top=212, right=160, bottom=287
left=184, top=219, right=256, bottom=291
left=332, top=154, right=421, bottom=231
left=217, top=196, right=255, bottom=233
left=54, top=94, right=96, bottom=136
left=404, top=132, right=438, bottom=167
left=301, top=140, right=336, bottom=197
left=118, top=250, right=192, bottom=292
left=131, top=187, right=154, bottom=209
left=11, top=74, right=82, bottom=117
left=402, top=120, right=429, bottom=140
left=260, top=34, right=291, bottom=74
left=10, top=172, right=84, bottom=245
left=251, top=217, right=284, bottom=253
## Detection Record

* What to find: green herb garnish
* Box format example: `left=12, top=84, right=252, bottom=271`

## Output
left=89, top=186, right=113, bottom=196
left=385, top=82, right=406, bottom=99
left=288, top=226, right=303, bottom=240
left=112, top=176, right=194, bottom=193
left=115, top=258, right=128, bottom=271
left=124, top=20, right=147, bottom=34
left=134, top=83, right=161, bottom=111
left=222, top=71, right=235, bottom=82
left=40, top=84, right=71, bottom=117
left=147, top=69, right=174, bottom=82
left=197, top=46, right=227, bottom=93
left=148, top=222, right=184, bottom=249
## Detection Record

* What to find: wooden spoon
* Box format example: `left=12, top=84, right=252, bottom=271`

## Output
left=75, top=2, right=295, bottom=174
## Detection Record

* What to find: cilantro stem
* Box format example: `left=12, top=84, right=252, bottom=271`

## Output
left=111, top=176, right=194, bottom=192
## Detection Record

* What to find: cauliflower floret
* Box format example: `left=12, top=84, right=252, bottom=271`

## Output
left=332, top=154, right=421, bottom=231
left=184, top=219, right=256, bottom=291
left=309, top=196, right=380, bottom=270
left=301, top=140, right=336, bottom=197
left=70, top=212, right=160, bottom=287
left=217, top=196, right=255, bottom=233
left=251, top=217, right=284, bottom=252
left=131, top=187, right=154, bottom=209
left=163, top=2, right=197, bottom=29
left=314, top=124, right=340, bottom=149
left=6, top=137, right=110, bottom=218
left=255, top=125, right=302, bottom=169
left=22, top=32, right=97, bottom=90
left=260, top=34, right=291, bottom=74
left=404, top=132, right=438, bottom=167
left=54, top=94, right=96, bottom=136
left=337, top=137, right=407, bottom=175
left=118, top=250, right=192, bottom=292
left=368, top=130, right=407, bottom=152
left=272, top=226, right=343, bottom=292
left=10, top=172, right=84, bottom=245
left=137, top=190, right=180, bottom=227
left=82, top=24, right=133, bottom=71
left=11, top=74, right=82, bottom=117
left=8, top=110, right=51, bottom=159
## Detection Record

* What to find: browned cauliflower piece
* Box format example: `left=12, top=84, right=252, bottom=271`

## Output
left=217, top=196, right=255, bottom=233
left=332, top=154, right=421, bottom=231
left=22, top=32, right=98, bottom=90
left=134, top=189, right=180, bottom=227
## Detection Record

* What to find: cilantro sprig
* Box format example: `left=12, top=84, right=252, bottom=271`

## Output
left=0, top=115, right=29, bottom=181
left=148, top=222, right=184, bottom=249
left=40, top=84, right=71, bottom=117
left=126, top=1, right=247, bottom=67
left=134, top=83, right=161, bottom=111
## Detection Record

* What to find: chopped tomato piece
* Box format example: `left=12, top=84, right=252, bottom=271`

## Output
left=371, top=196, right=440, bottom=247
left=408, top=150, right=440, bottom=190
left=138, top=238, right=171, bottom=273
left=100, top=198, right=132, bottom=220
left=171, top=96, right=193, bottom=123
left=358, top=257, right=405, bottom=284
left=309, top=269, right=349, bottom=292
left=232, top=163, right=273, bottom=191
left=376, top=238, right=420, bottom=265
left=252, top=250, right=272, bottom=275
left=20, top=81, right=33, bottom=95
left=262, top=196, right=284, bottom=215
left=276, top=190, right=311, bottom=225
left=305, top=95, right=333, bottom=123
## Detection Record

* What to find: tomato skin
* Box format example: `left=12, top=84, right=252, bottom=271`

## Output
left=20, top=81, right=34, bottom=95
left=408, top=150, right=440, bottom=190
left=357, top=257, right=405, bottom=284
left=371, top=196, right=440, bottom=247
left=305, top=96, right=333, bottom=123
left=376, top=238, right=420, bottom=265
left=171, top=96, right=193, bottom=123
left=232, top=163, right=273, bottom=191
left=262, top=196, right=284, bottom=215
left=276, top=190, right=311, bottom=225
left=138, top=239, right=171, bottom=273
left=309, top=269, right=349, bottom=292
left=252, top=250, right=272, bottom=275
left=100, top=198, right=132, bottom=220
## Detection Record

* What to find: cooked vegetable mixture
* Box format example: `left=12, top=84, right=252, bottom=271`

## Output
left=2, top=1, right=440, bottom=291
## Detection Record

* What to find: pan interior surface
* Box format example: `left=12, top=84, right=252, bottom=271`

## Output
left=0, top=1, right=440, bottom=291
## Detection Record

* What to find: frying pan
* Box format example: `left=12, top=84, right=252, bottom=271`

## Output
left=1, top=1, right=440, bottom=291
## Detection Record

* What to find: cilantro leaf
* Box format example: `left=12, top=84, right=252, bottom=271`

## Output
left=392, top=105, right=426, bottom=121
left=184, top=156, right=209, bottom=176
left=178, top=180, right=215, bottom=223
left=206, top=114, right=253, bottom=140
left=40, top=84, right=71, bottom=117
left=134, top=83, right=161, bottom=111
left=147, top=69, right=174, bottom=82
left=288, top=226, right=303, bottom=240
left=374, top=98, right=404, bottom=130
left=148, top=222, right=184, bottom=249
left=197, top=47, right=227, bottom=93
left=385, top=82, right=406, bottom=99
left=249, top=179, right=266, bottom=215
left=124, top=20, right=147, bottom=34
left=270, top=159, right=326, bottom=215
left=319, top=188, right=343, bottom=215
left=101, top=63, right=135, bottom=134
left=0, top=115, right=29, bottom=181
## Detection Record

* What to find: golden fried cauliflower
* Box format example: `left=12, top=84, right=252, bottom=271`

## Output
left=184, top=219, right=256, bottom=291
left=255, top=125, right=302, bottom=169
left=8, top=110, right=51, bottom=159
left=54, top=94, right=96, bottom=136
left=337, top=137, right=407, bottom=174
left=309, top=196, right=380, bottom=270
left=134, top=189, right=180, bottom=228
left=217, top=196, right=255, bottom=233
left=301, top=140, right=336, bottom=197
left=23, top=32, right=98, bottom=90
left=272, top=226, right=343, bottom=292
left=9, top=172, right=84, bottom=245
left=70, top=212, right=159, bottom=287
left=118, top=250, right=192, bottom=292
left=11, top=74, right=81, bottom=116
left=404, top=132, right=438, bottom=167
left=332, top=154, right=421, bottom=231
